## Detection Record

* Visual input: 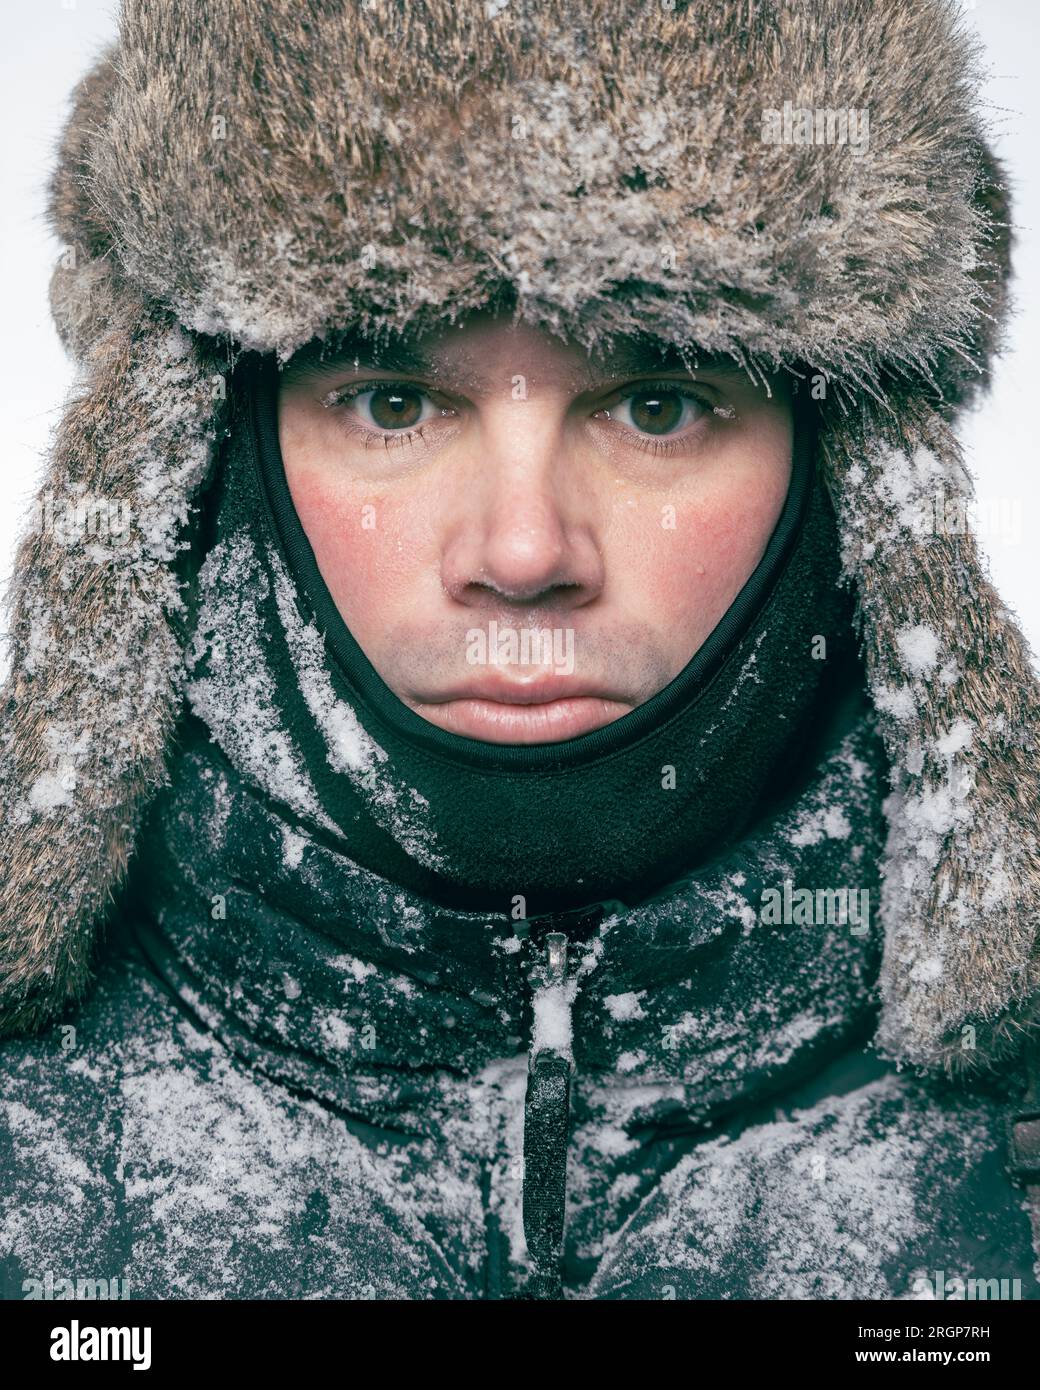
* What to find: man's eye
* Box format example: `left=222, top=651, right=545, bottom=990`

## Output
left=609, top=387, right=709, bottom=436
left=340, top=385, right=438, bottom=431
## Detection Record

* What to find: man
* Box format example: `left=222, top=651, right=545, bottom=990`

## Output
left=1, top=0, right=1039, bottom=1301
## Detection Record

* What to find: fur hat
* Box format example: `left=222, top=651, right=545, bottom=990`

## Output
left=2, top=0, right=1038, bottom=1079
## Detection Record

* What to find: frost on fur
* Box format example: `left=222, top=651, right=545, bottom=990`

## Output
left=0, top=307, right=225, bottom=1034
left=828, top=406, right=1040, bottom=1072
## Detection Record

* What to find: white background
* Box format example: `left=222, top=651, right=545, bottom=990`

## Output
left=2, top=1, right=1037, bottom=673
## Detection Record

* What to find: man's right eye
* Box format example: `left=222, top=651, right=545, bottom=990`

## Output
left=327, top=383, right=441, bottom=431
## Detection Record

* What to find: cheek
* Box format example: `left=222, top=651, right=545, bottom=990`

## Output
left=614, top=459, right=791, bottom=639
left=283, top=465, right=429, bottom=644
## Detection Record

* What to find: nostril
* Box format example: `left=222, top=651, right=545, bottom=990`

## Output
left=458, top=578, right=589, bottom=612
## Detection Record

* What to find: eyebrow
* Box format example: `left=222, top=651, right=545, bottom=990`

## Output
left=282, top=332, right=746, bottom=390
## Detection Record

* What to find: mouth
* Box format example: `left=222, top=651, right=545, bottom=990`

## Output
left=412, top=678, right=634, bottom=744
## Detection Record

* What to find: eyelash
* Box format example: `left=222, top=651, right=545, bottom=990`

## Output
left=322, top=377, right=729, bottom=455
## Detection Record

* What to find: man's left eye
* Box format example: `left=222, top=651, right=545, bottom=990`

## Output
left=352, top=386, right=438, bottom=431
left=608, top=388, right=709, bottom=436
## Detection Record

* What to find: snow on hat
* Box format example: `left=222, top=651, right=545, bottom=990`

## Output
left=2, top=0, right=1038, bottom=1074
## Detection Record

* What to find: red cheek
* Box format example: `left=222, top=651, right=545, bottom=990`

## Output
left=285, top=467, right=435, bottom=636
left=285, top=467, right=338, bottom=530
left=637, top=492, right=777, bottom=628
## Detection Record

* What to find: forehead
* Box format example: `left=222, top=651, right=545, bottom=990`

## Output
left=281, top=320, right=746, bottom=392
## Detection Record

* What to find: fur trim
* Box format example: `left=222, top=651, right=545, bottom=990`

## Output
left=820, top=397, right=1040, bottom=1075
left=0, top=284, right=223, bottom=1033
left=1, top=0, right=1038, bottom=1070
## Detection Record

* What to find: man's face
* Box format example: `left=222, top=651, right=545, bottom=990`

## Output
left=278, top=311, right=793, bottom=744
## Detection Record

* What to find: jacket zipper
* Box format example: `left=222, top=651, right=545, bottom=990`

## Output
left=520, top=928, right=575, bottom=1300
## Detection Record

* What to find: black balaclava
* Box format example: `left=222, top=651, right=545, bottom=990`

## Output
left=178, top=353, right=859, bottom=918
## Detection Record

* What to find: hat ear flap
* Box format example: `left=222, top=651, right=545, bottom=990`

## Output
left=821, top=398, right=1040, bottom=1073
left=0, top=275, right=227, bottom=1036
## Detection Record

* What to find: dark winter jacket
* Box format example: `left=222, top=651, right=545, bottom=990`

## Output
left=2, top=0, right=1040, bottom=1300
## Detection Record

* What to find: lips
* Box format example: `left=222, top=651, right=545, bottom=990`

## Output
left=431, top=675, right=614, bottom=705
left=412, top=677, right=633, bottom=743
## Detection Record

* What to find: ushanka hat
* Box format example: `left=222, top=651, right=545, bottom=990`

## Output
left=2, top=0, right=1039, bottom=1089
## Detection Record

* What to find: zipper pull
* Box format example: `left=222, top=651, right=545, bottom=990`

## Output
left=546, top=930, right=567, bottom=982
left=527, top=929, right=568, bottom=990
left=526, top=930, right=576, bottom=1064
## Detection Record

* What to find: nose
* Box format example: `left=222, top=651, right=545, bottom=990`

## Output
left=441, top=413, right=605, bottom=611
